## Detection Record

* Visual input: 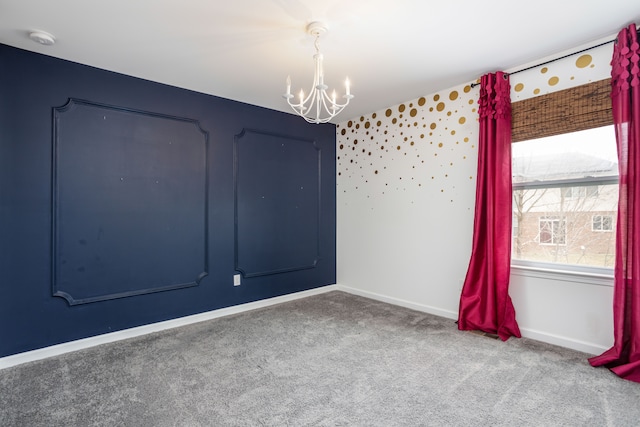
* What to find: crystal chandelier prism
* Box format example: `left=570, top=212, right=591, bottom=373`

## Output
left=283, top=22, right=353, bottom=124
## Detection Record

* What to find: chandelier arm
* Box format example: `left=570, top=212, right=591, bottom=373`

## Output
left=320, top=89, right=347, bottom=109
left=319, top=92, right=339, bottom=119
left=293, top=84, right=317, bottom=113
left=305, top=87, right=319, bottom=116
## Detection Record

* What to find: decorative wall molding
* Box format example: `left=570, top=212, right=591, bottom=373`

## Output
left=233, top=128, right=321, bottom=278
left=52, top=98, right=209, bottom=305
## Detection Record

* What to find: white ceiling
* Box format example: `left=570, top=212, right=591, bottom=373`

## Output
left=1, top=1, right=639, bottom=122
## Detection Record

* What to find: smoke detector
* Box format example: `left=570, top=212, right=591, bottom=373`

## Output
left=29, top=31, right=56, bottom=46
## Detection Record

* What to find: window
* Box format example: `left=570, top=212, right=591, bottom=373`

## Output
left=539, top=216, right=566, bottom=245
left=512, top=125, right=618, bottom=269
left=592, top=215, right=614, bottom=232
left=563, top=186, right=599, bottom=198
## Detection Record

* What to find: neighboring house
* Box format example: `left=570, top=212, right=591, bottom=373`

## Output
left=512, top=150, right=618, bottom=267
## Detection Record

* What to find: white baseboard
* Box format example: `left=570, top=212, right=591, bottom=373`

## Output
left=337, top=285, right=608, bottom=355
left=1, top=283, right=608, bottom=369
left=518, top=327, right=608, bottom=355
left=0, top=285, right=339, bottom=370
left=337, top=285, right=459, bottom=320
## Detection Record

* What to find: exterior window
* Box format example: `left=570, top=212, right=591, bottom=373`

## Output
left=563, top=186, right=599, bottom=198
left=593, top=215, right=614, bottom=232
left=539, top=216, right=566, bottom=245
left=512, top=126, right=618, bottom=268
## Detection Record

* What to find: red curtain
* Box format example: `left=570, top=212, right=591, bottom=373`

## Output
left=589, top=23, right=640, bottom=382
left=457, top=72, right=521, bottom=341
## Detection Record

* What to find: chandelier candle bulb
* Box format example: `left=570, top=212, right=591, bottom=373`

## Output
left=345, top=78, right=350, bottom=96
left=286, top=76, right=291, bottom=96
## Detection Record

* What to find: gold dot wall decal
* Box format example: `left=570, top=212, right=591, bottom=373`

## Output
left=510, top=41, right=611, bottom=102
left=336, top=80, right=478, bottom=206
left=576, top=54, right=592, bottom=68
left=337, top=42, right=613, bottom=209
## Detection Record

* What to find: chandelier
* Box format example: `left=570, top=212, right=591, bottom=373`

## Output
left=283, top=22, right=353, bottom=124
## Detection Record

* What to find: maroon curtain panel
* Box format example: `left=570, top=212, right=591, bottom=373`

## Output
left=589, top=23, right=640, bottom=382
left=457, top=72, right=521, bottom=341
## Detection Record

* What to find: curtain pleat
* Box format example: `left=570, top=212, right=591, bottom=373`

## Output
left=589, top=23, right=640, bottom=382
left=457, top=72, right=521, bottom=341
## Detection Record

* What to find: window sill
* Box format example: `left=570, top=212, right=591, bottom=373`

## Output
left=511, top=264, right=614, bottom=287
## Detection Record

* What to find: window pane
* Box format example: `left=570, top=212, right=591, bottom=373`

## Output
left=539, top=219, right=553, bottom=244
left=512, top=126, right=618, bottom=268
left=512, top=126, right=617, bottom=184
left=593, top=215, right=602, bottom=231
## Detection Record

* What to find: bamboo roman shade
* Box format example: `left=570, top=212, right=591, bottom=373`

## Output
left=511, top=78, right=612, bottom=143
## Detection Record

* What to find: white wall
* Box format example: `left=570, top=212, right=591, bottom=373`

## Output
left=337, top=38, right=616, bottom=355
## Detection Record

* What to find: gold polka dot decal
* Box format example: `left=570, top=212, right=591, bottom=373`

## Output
left=509, top=42, right=610, bottom=101
left=335, top=79, right=480, bottom=205
left=336, top=42, right=613, bottom=205
left=576, top=54, right=592, bottom=68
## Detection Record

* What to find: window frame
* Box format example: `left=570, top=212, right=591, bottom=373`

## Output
left=538, top=216, right=566, bottom=246
left=592, top=214, right=614, bottom=232
left=563, top=185, right=599, bottom=199
left=510, top=79, right=616, bottom=282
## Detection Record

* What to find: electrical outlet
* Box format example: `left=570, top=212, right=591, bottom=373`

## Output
left=233, top=274, right=241, bottom=286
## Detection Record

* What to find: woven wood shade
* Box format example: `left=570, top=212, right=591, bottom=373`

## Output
left=511, top=78, right=612, bottom=143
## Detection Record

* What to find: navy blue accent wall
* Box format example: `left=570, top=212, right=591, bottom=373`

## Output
left=0, top=44, right=336, bottom=357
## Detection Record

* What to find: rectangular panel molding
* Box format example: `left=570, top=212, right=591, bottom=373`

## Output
left=234, top=128, right=321, bottom=278
left=52, top=98, right=209, bottom=305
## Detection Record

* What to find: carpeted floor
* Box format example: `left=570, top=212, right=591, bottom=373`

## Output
left=1, top=290, right=639, bottom=426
